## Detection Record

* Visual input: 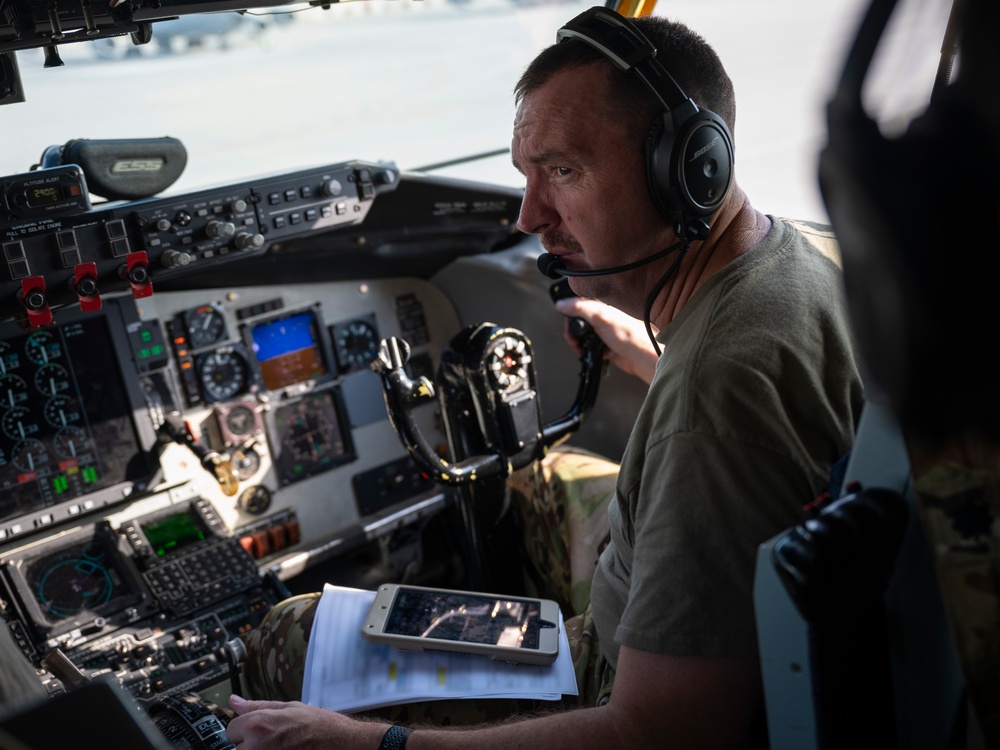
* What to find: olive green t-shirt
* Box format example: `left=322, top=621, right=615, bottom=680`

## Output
left=590, top=217, right=864, bottom=668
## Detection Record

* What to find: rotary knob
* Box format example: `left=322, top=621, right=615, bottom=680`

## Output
left=234, top=232, right=265, bottom=250
left=205, top=220, right=236, bottom=239
left=322, top=179, right=343, bottom=197
left=162, top=249, right=192, bottom=268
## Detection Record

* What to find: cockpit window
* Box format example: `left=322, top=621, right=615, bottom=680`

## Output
left=4, top=1, right=872, bottom=222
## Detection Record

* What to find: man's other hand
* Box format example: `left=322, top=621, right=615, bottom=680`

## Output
left=555, top=297, right=658, bottom=385
left=226, top=694, right=383, bottom=749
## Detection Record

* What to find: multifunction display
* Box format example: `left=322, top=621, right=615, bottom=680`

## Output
left=0, top=315, right=144, bottom=524
left=249, top=308, right=330, bottom=391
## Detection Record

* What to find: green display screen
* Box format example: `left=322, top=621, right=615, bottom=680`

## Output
left=141, top=511, right=206, bottom=557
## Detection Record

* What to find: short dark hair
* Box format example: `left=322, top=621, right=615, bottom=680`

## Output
left=514, top=15, right=736, bottom=140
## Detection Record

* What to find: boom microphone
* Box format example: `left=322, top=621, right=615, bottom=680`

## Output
left=536, top=239, right=689, bottom=280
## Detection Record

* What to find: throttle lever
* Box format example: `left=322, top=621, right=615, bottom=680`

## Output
left=158, top=412, right=238, bottom=496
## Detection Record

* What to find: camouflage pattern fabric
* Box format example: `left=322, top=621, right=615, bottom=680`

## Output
left=239, top=592, right=320, bottom=702
left=909, top=456, right=1000, bottom=744
left=507, top=447, right=619, bottom=617
left=240, top=447, right=619, bottom=719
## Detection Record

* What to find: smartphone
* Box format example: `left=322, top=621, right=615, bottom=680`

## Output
left=361, top=583, right=561, bottom=666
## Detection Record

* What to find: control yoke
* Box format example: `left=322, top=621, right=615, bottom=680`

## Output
left=373, top=322, right=605, bottom=485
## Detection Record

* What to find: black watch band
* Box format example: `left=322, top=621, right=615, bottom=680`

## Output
left=377, top=724, right=413, bottom=750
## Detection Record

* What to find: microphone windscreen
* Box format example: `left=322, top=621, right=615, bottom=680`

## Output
left=536, top=253, right=566, bottom=279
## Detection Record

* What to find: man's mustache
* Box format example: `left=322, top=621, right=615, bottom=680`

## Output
left=541, top=231, right=584, bottom=254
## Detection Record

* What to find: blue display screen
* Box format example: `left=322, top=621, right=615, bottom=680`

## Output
left=250, top=311, right=328, bottom=390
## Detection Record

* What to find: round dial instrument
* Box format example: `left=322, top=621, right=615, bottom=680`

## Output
left=334, top=319, right=379, bottom=373
left=24, top=330, right=62, bottom=366
left=224, top=404, right=256, bottom=439
left=0, top=341, right=19, bottom=375
left=33, top=362, right=71, bottom=398
left=2, top=406, right=38, bottom=441
left=488, top=335, right=531, bottom=391
left=231, top=446, right=261, bottom=481
left=0, top=374, right=29, bottom=410
left=12, top=437, right=48, bottom=473
left=185, top=305, right=227, bottom=350
left=196, top=347, right=250, bottom=403
left=237, top=484, right=271, bottom=514
left=53, top=426, right=89, bottom=460
left=44, top=395, right=81, bottom=428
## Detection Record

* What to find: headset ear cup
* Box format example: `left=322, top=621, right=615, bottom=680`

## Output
left=646, top=110, right=734, bottom=233
left=644, top=114, right=677, bottom=221
left=674, top=113, right=734, bottom=215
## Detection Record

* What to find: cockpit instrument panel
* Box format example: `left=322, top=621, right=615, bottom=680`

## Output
left=0, top=300, right=160, bottom=542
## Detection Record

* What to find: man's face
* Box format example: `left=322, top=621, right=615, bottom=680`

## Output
left=512, top=64, right=675, bottom=315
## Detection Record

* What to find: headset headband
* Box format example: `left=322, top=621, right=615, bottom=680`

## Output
left=558, top=8, right=692, bottom=114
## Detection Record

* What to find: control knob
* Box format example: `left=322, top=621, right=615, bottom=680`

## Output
left=234, top=232, right=265, bottom=251
left=205, top=220, right=236, bottom=239
left=231, top=199, right=248, bottom=213
left=162, top=249, right=192, bottom=268
left=322, top=179, right=343, bottom=197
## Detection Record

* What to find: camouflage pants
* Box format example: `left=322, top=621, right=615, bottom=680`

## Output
left=239, top=447, right=620, bottom=722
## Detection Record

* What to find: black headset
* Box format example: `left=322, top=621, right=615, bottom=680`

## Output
left=557, top=7, right=734, bottom=239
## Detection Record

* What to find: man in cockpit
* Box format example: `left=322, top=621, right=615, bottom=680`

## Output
left=226, top=10, right=863, bottom=749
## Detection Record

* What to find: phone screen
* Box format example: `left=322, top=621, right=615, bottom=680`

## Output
left=385, top=589, right=548, bottom=649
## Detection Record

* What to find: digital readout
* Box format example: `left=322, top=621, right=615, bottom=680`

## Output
left=27, top=186, right=64, bottom=207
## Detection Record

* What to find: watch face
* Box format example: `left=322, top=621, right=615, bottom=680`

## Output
left=487, top=335, right=530, bottom=391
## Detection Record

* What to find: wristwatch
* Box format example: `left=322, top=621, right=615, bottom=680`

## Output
left=377, top=724, right=413, bottom=750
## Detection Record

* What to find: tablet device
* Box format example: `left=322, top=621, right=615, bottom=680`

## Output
left=362, top=583, right=560, bottom=666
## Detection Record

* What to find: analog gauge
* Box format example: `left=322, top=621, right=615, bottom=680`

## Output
left=231, top=446, right=261, bottom=481
left=12, top=437, right=48, bottom=473
left=0, top=374, right=28, bottom=410
left=2, top=406, right=39, bottom=441
left=334, top=319, right=379, bottom=374
left=54, top=426, right=89, bottom=460
left=24, top=330, right=62, bottom=366
left=0, top=341, right=18, bottom=375
left=488, top=335, right=531, bottom=391
left=237, top=485, right=271, bottom=515
left=223, top=404, right=257, bottom=441
left=196, top=347, right=250, bottom=403
left=185, top=305, right=227, bottom=350
left=34, top=362, right=72, bottom=398
left=44, top=395, right=81, bottom=428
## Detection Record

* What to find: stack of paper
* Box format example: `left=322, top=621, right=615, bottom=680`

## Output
left=302, top=583, right=578, bottom=713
